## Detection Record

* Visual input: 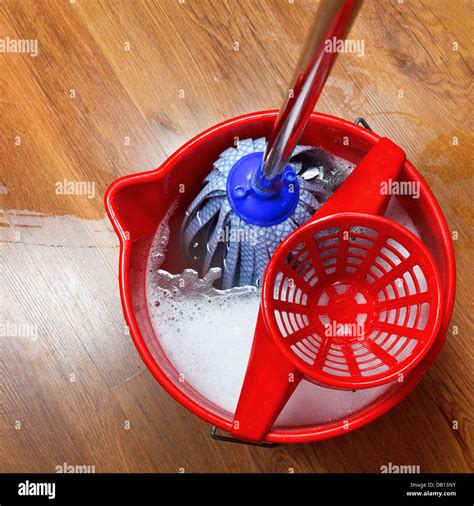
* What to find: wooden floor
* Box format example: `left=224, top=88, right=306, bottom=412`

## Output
left=0, top=0, right=472, bottom=473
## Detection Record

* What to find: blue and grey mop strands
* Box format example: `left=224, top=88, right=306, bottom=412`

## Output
left=181, top=138, right=353, bottom=289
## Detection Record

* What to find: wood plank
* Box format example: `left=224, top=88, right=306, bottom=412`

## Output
left=0, top=0, right=471, bottom=473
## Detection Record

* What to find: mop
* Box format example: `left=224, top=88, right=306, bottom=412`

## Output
left=182, top=0, right=361, bottom=289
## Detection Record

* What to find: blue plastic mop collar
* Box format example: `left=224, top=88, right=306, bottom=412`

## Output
left=226, top=152, right=300, bottom=227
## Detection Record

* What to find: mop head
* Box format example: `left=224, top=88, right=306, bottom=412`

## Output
left=182, top=138, right=353, bottom=289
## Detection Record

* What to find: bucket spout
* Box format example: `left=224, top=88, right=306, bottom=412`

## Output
left=105, top=175, right=168, bottom=242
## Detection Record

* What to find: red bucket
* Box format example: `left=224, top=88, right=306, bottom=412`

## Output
left=105, top=111, right=455, bottom=444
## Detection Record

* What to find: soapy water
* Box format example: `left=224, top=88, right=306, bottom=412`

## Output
left=147, top=267, right=260, bottom=414
left=146, top=150, right=423, bottom=426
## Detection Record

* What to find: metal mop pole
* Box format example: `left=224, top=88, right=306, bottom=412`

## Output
left=254, top=0, right=362, bottom=193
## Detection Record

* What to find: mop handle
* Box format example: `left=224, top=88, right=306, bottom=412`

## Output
left=255, top=0, right=362, bottom=192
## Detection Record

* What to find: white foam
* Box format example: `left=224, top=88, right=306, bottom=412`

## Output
left=147, top=272, right=259, bottom=414
left=145, top=197, right=420, bottom=426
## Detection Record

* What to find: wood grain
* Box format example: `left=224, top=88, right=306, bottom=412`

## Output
left=0, top=0, right=472, bottom=473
